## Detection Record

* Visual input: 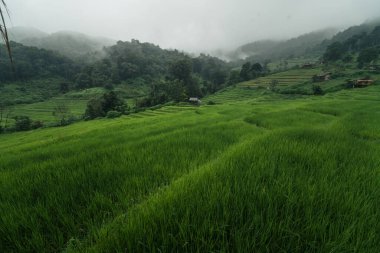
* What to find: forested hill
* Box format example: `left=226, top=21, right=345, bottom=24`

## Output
left=323, top=25, right=380, bottom=65
left=222, top=28, right=337, bottom=62
left=8, top=27, right=115, bottom=59
left=75, top=40, right=231, bottom=95
left=0, top=39, right=232, bottom=108
left=315, top=20, right=380, bottom=55
left=0, top=42, right=79, bottom=82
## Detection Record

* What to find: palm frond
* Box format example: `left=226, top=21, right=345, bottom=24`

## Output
left=0, top=0, right=13, bottom=66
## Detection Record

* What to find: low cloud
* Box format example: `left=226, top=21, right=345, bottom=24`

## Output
left=7, top=0, right=380, bottom=52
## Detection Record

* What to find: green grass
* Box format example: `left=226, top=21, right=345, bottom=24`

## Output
left=1, top=76, right=380, bottom=252
left=0, top=77, right=64, bottom=105
left=4, top=85, right=142, bottom=125
left=238, top=68, right=322, bottom=89
left=267, top=57, right=319, bottom=71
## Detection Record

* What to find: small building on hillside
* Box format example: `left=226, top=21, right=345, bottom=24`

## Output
left=302, top=63, right=315, bottom=69
left=354, top=79, right=374, bottom=88
left=189, top=97, right=201, bottom=105
left=313, top=72, right=332, bottom=82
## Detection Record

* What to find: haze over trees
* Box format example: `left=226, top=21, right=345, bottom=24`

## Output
left=1, top=1, right=380, bottom=252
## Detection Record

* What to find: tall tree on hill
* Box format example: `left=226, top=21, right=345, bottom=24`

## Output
left=323, top=42, right=345, bottom=62
left=357, top=47, right=379, bottom=67
left=0, top=0, right=12, bottom=64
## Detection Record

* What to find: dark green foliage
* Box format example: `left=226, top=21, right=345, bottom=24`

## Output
left=170, top=59, right=192, bottom=81
left=14, top=115, right=32, bottom=131
left=102, top=91, right=125, bottom=113
left=323, top=42, right=345, bottom=61
left=227, top=70, right=241, bottom=85
left=31, top=120, right=44, bottom=129
left=323, top=26, right=380, bottom=64
left=85, top=98, right=104, bottom=119
left=0, top=42, right=78, bottom=83
left=59, top=82, right=70, bottom=94
left=192, top=54, right=229, bottom=90
left=357, top=47, right=379, bottom=67
left=85, top=91, right=126, bottom=119
left=240, top=62, right=265, bottom=81
left=53, top=103, right=72, bottom=126
left=312, top=84, right=324, bottom=95
left=75, top=73, right=92, bottom=89
left=106, top=40, right=187, bottom=81
left=106, top=110, right=122, bottom=118
left=73, top=40, right=230, bottom=101
left=240, top=62, right=252, bottom=81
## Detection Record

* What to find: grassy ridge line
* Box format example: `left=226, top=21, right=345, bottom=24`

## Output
left=0, top=105, right=196, bottom=155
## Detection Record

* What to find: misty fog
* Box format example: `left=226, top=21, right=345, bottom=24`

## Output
left=6, top=0, right=380, bottom=53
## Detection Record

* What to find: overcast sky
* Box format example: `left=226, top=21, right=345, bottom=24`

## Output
left=6, top=0, right=380, bottom=52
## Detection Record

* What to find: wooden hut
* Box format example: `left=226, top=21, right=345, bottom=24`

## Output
left=313, top=72, right=331, bottom=82
left=354, top=79, right=374, bottom=88
left=189, top=97, right=201, bottom=105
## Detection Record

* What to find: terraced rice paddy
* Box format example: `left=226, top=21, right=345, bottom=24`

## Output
left=238, top=68, right=321, bottom=88
left=1, top=80, right=380, bottom=252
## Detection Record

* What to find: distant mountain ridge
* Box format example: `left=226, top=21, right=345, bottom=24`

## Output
left=223, top=28, right=338, bottom=62
left=8, top=27, right=116, bottom=59
left=225, top=19, right=380, bottom=63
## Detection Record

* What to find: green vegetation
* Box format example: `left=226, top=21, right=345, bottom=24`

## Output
left=1, top=79, right=380, bottom=252
left=2, top=17, right=380, bottom=252
left=323, top=26, right=380, bottom=67
left=0, top=42, right=78, bottom=82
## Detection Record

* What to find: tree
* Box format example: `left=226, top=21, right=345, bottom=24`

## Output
left=85, top=91, right=127, bottom=120
left=166, top=79, right=187, bottom=102
left=250, top=63, right=264, bottom=79
left=60, top=82, right=70, bottom=93
left=14, top=116, right=32, bottom=131
left=312, top=84, right=324, bottom=95
left=85, top=99, right=104, bottom=119
left=357, top=47, right=379, bottom=67
left=75, top=73, right=92, bottom=89
left=227, top=70, right=240, bottom=86
left=269, top=80, right=279, bottom=91
left=102, top=91, right=125, bottom=113
left=170, top=59, right=192, bottom=82
left=53, top=103, right=72, bottom=125
left=240, top=62, right=251, bottom=81
left=323, top=42, right=345, bottom=62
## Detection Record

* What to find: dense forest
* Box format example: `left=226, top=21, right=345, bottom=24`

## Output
left=323, top=25, right=380, bottom=66
left=0, top=42, right=79, bottom=82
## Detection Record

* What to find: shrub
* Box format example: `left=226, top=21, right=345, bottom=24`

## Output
left=31, top=121, right=44, bottom=129
left=207, top=100, right=216, bottom=105
left=14, top=116, right=32, bottom=131
left=85, top=91, right=127, bottom=120
left=106, top=111, right=122, bottom=119
left=312, top=85, right=324, bottom=95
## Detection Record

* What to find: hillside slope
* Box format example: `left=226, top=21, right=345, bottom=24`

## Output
left=1, top=81, right=380, bottom=252
left=8, top=27, right=116, bottom=59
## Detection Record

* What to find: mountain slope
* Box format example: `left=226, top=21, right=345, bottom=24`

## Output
left=224, top=28, right=338, bottom=62
left=8, top=27, right=116, bottom=59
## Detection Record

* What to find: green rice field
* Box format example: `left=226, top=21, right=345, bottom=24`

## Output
left=1, top=79, right=380, bottom=252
